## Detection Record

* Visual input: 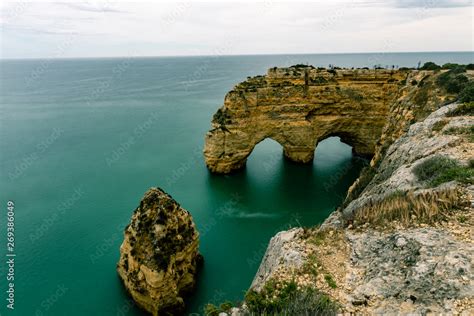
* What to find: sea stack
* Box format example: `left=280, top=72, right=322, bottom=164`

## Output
left=117, top=188, right=202, bottom=315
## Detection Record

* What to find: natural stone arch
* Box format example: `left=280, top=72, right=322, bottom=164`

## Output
left=204, top=66, right=406, bottom=173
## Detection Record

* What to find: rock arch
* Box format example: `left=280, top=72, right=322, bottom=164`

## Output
left=204, top=66, right=406, bottom=173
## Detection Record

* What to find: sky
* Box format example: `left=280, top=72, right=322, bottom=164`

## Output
left=0, top=0, right=473, bottom=59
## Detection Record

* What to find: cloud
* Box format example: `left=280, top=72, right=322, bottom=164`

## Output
left=392, top=0, right=473, bottom=8
left=59, top=2, right=125, bottom=13
left=1, top=1, right=472, bottom=59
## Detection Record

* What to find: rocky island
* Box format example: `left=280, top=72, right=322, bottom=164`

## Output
left=117, top=188, right=202, bottom=315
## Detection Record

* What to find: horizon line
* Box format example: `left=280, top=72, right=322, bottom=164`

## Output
left=1, top=50, right=473, bottom=61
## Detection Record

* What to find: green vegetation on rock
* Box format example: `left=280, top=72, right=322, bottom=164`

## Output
left=244, top=279, right=339, bottom=315
left=413, top=155, right=474, bottom=187
left=447, top=102, right=474, bottom=116
left=458, top=82, right=474, bottom=103
left=436, top=66, right=469, bottom=94
left=420, top=62, right=441, bottom=70
left=204, top=301, right=234, bottom=316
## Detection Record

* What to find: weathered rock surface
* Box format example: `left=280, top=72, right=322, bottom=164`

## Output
left=342, top=102, right=474, bottom=220
left=204, top=66, right=406, bottom=173
left=250, top=228, right=305, bottom=292
left=117, top=188, right=202, bottom=315
left=241, top=102, right=473, bottom=314
left=347, top=228, right=473, bottom=314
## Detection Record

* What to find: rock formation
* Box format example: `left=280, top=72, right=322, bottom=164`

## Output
left=117, top=188, right=202, bottom=315
left=237, top=102, right=474, bottom=315
left=210, top=66, right=473, bottom=314
left=204, top=66, right=407, bottom=173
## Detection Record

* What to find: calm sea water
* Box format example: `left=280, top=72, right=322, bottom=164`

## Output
left=0, top=52, right=472, bottom=315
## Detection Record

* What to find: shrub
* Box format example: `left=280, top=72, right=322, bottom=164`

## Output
left=245, top=280, right=339, bottom=315
left=413, top=155, right=473, bottom=186
left=212, top=108, right=231, bottom=126
left=311, top=76, right=328, bottom=85
left=466, top=63, right=474, bottom=70
left=459, top=82, right=474, bottom=103
left=430, top=165, right=474, bottom=187
left=443, top=125, right=474, bottom=142
left=413, top=156, right=458, bottom=182
left=324, top=274, right=337, bottom=289
left=411, top=79, right=418, bottom=86
left=414, top=88, right=429, bottom=106
left=291, top=64, right=314, bottom=69
left=446, top=102, right=474, bottom=116
left=436, top=67, right=469, bottom=94
left=446, top=75, right=469, bottom=93
left=204, top=301, right=234, bottom=316
left=442, top=63, right=461, bottom=69
left=420, top=62, right=441, bottom=70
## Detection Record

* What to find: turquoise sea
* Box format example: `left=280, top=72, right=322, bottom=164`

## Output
left=0, top=52, right=472, bottom=315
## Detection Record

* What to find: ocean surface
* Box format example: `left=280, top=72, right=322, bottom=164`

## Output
left=0, top=52, right=472, bottom=315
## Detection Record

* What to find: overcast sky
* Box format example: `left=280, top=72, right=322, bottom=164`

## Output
left=0, top=0, right=473, bottom=59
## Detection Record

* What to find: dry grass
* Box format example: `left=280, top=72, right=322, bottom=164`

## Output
left=354, top=189, right=467, bottom=227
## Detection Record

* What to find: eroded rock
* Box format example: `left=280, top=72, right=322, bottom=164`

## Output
left=204, top=66, right=406, bottom=173
left=117, top=188, right=202, bottom=315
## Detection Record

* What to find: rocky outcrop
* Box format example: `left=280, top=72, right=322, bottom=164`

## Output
left=243, top=102, right=473, bottom=314
left=117, top=188, right=202, bottom=315
left=204, top=66, right=407, bottom=173
left=342, top=102, right=473, bottom=220
left=250, top=228, right=306, bottom=292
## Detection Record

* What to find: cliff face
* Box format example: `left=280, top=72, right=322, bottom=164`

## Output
left=204, top=66, right=406, bottom=173
left=117, top=188, right=202, bottom=315
left=209, top=66, right=473, bottom=314
left=244, top=102, right=473, bottom=314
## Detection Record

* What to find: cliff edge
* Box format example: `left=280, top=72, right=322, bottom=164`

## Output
left=244, top=102, right=473, bottom=315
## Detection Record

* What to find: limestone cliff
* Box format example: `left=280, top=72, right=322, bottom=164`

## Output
left=205, top=66, right=473, bottom=315
left=117, top=188, right=202, bottom=315
left=204, top=66, right=407, bottom=173
left=242, top=102, right=473, bottom=314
